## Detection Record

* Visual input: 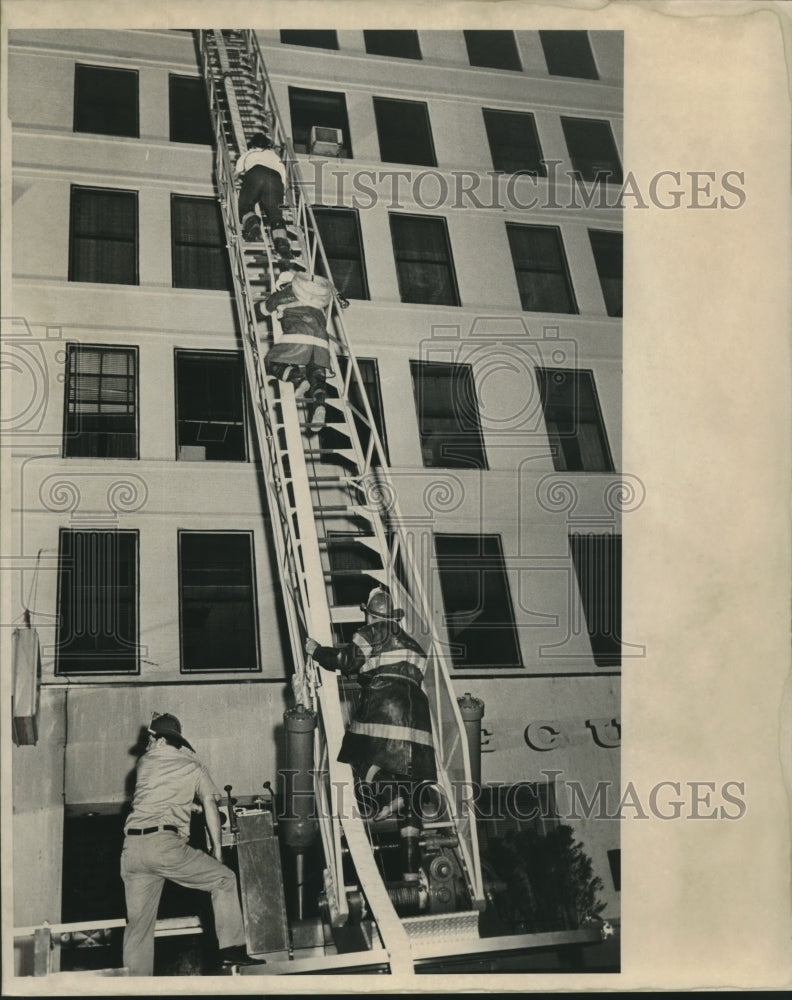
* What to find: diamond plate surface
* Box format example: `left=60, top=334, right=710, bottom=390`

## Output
left=402, top=911, right=480, bottom=943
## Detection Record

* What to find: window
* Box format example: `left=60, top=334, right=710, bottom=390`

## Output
left=410, top=360, right=486, bottom=469
left=561, top=117, right=623, bottom=184
left=288, top=87, right=351, bottom=156
left=463, top=30, right=522, bottom=71
left=69, top=186, right=138, bottom=285
left=477, top=782, right=559, bottom=840
left=588, top=230, right=623, bottom=318
left=337, top=356, right=389, bottom=465
left=73, top=63, right=138, bottom=138
left=536, top=368, right=614, bottom=472
left=171, top=195, right=231, bottom=291
left=56, top=529, right=138, bottom=674
left=434, top=533, right=521, bottom=668
left=63, top=344, right=137, bottom=459
left=607, top=848, right=621, bottom=891
left=312, top=207, right=369, bottom=300
left=483, top=109, right=545, bottom=175
left=175, top=350, right=247, bottom=462
left=569, top=533, right=621, bottom=667
left=373, top=97, right=436, bottom=167
left=280, top=30, right=338, bottom=49
left=326, top=530, right=385, bottom=609
left=539, top=31, right=599, bottom=79
left=506, top=223, right=577, bottom=314
left=364, top=30, right=421, bottom=59
left=169, top=75, right=212, bottom=144
left=178, top=532, right=259, bottom=672
left=390, top=214, right=460, bottom=306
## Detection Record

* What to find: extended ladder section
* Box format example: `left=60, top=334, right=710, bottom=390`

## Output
left=197, top=30, right=484, bottom=970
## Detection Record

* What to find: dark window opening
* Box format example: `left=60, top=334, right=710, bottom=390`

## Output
left=175, top=351, right=247, bottom=462
left=588, top=229, right=623, bottom=318
left=69, top=186, right=138, bottom=285
left=364, top=30, right=422, bottom=59
left=434, top=533, right=521, bottom=668
left=312, top=206, right=369, bottom=300
left=326, top=530, right=385, bottom=609
left=336, top=356, right=389, bottom=466
left=477, top=782, right=559, bottom=840
left=373, top=97, right=436, bottom=167
left=179, top=532, right=259, bottom=673
left=280, top=30, right=339, bottom=49
left=539, top=31, right=599, bottom=79
left=171, top=195, right=231, bottom=291
left=569, top=533, right=622, bottom=667
left=464, top=30, right=522, bottom=71
left=74, top=63, right=139, bottom=138
left=607, top=848, right=621, bottom=891
left=410, top=360, right=486, bottom=470
left=169, top=75, right=213, bottom=144
left=56, top=530, right=138, bottom=675
left=288, top=87, right=351, bottom=157
left=483, top=108, right=545, bottom=176
left=536, top=367, right=614, bottom=472
left=390, top=214, right=460, bottom=306
left=506, top=223, right=577, bottom=314
left=63, top=344, right=137, bottom=459
left=561, top=116, right=623, bottom=185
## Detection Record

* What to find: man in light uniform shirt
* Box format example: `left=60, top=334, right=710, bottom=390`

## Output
left=121, top=712, right=262, bottom=975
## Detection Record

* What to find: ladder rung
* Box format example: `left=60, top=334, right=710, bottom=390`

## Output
left=329, top=606, right=366, bottom=624
left=313, top=504, right=374, bottom=516
left=303, top=449, right=357, bottom=462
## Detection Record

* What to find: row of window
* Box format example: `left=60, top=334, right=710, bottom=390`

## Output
left=63, top=344, right=615, bottom=473
left=54, top=527, right=621, bottom=675
left=290, top=91, right=622, bottom=185
left=280, top=29, right=604, bottom=81
left=68, top=186, right=623, bottom=317
left=74, top=65, right=622, bottom=187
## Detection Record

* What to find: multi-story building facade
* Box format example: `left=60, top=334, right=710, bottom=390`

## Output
left=6, top=27, right=623, bottom=974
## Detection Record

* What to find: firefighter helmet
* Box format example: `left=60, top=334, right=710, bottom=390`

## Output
left=361, top=587, right=403, bottom=621
left=147, top=712, right=194, bottom=751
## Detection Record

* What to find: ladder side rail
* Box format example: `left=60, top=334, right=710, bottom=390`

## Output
left=200, top=32, right=408, bottom=941
left=203, top=27, right=484, bottom=916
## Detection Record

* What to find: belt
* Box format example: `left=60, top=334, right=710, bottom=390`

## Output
left=126, top=825, right=178, bottom=836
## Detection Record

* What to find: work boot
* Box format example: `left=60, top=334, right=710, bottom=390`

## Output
left=241, top=214, right=263, bottom=242
left=218, top=944, right=266, bottom=968
left=307, top=394, right=326, bottom=434
left=288, top=367, right=311, bottom=398
left=273, top=237, right=293, bottom=260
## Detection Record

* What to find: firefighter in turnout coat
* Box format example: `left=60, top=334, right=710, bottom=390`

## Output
left=263, top=272, right=333, bottom=433
left=305, top=587, right=438, bottom=881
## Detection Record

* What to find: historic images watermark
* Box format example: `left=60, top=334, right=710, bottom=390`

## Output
left=276, top=771, right=748, bottom=824
left=298, top=160, right=747, bottom=213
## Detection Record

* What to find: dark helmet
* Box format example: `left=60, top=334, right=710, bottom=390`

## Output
left=147, top=712, right=194, bottom=751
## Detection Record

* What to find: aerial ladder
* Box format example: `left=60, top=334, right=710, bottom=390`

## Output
left=195, top=29, right=486, bottom=974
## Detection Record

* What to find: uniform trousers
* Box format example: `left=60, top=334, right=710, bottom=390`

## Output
left=121, top=831, right=245, bottom=976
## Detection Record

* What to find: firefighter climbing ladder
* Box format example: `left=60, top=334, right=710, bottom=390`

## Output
left=197, top=29, right=484, bottom=972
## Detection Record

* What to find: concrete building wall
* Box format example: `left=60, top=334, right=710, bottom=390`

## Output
left=8, top=27, right=623, bottom=928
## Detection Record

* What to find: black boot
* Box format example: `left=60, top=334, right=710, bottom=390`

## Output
left=218, top=944, right=266, bottom=969
left=273, top=237, right=293, bottom=260
left=241, top=213, right=263, bottom=242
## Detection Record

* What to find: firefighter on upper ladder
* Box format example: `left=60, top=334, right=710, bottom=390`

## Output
left=305, top=587, right=441, bottom=885
left=235, top=131, right=293, bottom=259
